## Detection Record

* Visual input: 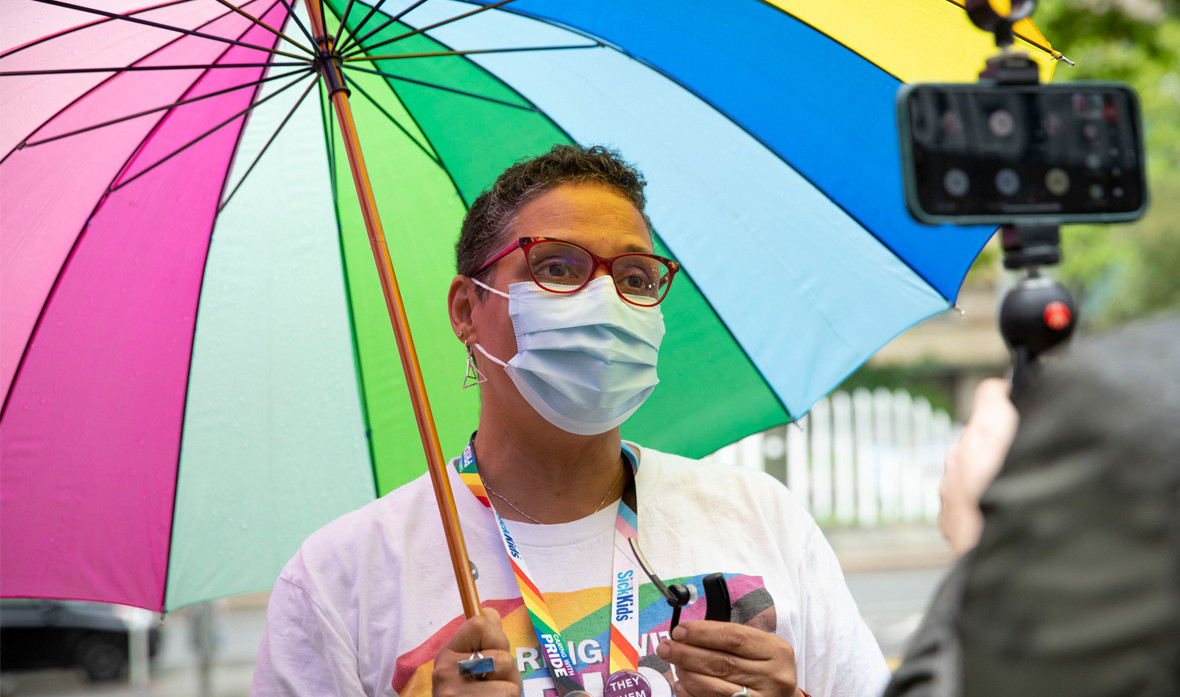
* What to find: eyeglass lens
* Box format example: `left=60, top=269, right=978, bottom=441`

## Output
left=526, top=240, right=672, bottom=306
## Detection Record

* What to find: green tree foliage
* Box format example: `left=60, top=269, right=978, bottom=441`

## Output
left=1036, top=0, right=1180, bottom=327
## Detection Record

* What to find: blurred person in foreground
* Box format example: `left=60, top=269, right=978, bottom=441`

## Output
left=886, top=314, right=1180, bottom=697
left=252, top=145, right=889, bottom=697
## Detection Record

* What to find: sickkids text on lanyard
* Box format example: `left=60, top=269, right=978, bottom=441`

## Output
left=457, top=439, right=652, bottom=697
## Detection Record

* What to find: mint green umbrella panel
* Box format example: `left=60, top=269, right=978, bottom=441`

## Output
left=0, top=0, right=1058, bottom=611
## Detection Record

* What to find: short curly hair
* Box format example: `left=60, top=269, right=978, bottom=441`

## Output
left=456, top=144, right=651, bottom=281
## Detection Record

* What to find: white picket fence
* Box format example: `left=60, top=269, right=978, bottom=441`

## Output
left=709, top=388, right=959, bottom=526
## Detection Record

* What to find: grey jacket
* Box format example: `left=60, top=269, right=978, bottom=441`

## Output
left=885, top=314, right=1180, bottom=697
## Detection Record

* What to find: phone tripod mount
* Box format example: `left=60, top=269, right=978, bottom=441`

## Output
left=969, top=0, right=1042, bottom=85
left=965, top=0, right=1078, bottom=391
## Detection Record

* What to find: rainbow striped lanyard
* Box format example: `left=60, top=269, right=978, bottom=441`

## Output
left=457, top=440, right=642, bottom=696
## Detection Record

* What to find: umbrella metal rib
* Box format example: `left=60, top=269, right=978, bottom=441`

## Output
left=275, top=0, right=320, bottom=49
left=30, top=0, right=310, bottom=62
left=335, top=3, right=385, bottom=55
left=337, top=71, right=442, bottom=165
left=217, top=74, right=322, bottom=212
left=0, top=0, right=196, bottom=59
left=344, top=43, right=603, bottom=63
left=211, top=0, right=317, bottom=56
left=22, top=68, right=311, bottom=148
left=329, top=0, right=358, bottom=50
left=109, top=69, right=316, bottom=194
left=336, top=0, right=431, bottom=56
left=0, top=62, right=307, bottom=76
left=341, top=63, right=538, bottom=111
left=340, top=0, right=516, bottom=58
left=0, top=0, right=277, bottom=63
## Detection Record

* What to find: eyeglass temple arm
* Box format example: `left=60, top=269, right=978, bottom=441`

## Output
left=472, top=239, right=523, bottom=275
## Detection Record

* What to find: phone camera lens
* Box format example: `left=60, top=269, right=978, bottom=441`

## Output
left=988, top=109, right=1015, bottom=138
left=1045, top=168, right=1070, bottom=196
left=942, top=111, right=962, bottom=136
left=944, top=168, right=970, bottom=197
left=1089, top=183, right=1105, bottom=200
left=1043, top=113, right=1063, bottom=138
left=995, top=168, right=1021, bottom=196
left=1086, top=153, right=1102, bottom=169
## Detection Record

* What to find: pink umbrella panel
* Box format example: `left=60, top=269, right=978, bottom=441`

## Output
left=1, top=1, right=364, bottom=610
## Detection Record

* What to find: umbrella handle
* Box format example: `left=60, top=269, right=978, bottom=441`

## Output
left=303, top=0, right=481, bottom=620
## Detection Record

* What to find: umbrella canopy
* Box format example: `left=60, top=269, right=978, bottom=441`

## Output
left=0, top=0, right=1058, bottom=612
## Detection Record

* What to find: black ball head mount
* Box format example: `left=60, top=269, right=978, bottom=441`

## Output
left=998, top=225, right=1076, bottom=393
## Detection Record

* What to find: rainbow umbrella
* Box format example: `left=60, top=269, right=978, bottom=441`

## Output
left=0, top=0, right=1058, bottom=612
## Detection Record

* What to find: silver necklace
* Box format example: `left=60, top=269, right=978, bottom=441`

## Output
left=482, top=465, right=625, bottom=525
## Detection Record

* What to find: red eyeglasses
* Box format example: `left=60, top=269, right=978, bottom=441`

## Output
left=474, top=237, right=680, bottom=307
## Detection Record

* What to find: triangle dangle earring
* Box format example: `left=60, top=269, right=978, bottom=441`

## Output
left=462, top=344, right=487, bottom=389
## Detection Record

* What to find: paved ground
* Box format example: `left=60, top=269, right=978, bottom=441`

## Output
left=1, top=525, right=952, bottom=696
left=847, top=566, right=948, bottom=664
left=828, top=524, right=953, bottom=665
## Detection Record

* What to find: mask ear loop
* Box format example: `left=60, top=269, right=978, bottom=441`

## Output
left=471, top=343, right=508, bottom=369
left=462, top=344, right=487, bottom=389
left=470, top=277, right=510, bottom=299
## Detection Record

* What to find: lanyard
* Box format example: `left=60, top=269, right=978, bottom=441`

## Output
left=456, top=440, right=642, bottom=696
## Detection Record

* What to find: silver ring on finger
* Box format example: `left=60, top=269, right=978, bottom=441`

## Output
left=457, top=650, right=495, bottom=680
left=732, top=686, right=750, bottom=697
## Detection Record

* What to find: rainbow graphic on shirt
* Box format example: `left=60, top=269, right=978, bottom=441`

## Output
left=391, top=573, right=775, bottom=696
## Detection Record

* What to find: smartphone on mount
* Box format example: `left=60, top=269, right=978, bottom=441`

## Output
left=897, top=82, right=1147, bottom=225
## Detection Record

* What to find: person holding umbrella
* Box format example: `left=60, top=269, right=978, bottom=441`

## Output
left=253, top=145, right=889, bottom=697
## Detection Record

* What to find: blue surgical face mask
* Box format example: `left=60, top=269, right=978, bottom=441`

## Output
left=470, top=275, right=665, bottom=435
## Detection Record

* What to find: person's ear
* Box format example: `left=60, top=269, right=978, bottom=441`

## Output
left=448, top=275, right=479, bottom=345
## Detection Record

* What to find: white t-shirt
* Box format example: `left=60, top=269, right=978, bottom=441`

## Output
left=252, top=444, right=890, bottom=697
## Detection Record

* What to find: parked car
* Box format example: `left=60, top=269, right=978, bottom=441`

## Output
left=0, top=599, right=160, bottom=681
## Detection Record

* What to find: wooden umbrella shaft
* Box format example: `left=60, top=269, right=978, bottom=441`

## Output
left=302, top=0, right=481, bottom=620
